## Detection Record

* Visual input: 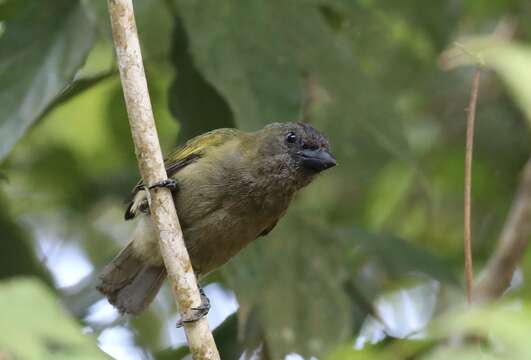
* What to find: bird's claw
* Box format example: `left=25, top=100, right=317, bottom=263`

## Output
left=148, top=178, right=179, bottom=192
left=176, top=288, right=210, bottom=328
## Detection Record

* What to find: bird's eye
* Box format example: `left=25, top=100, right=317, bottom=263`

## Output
left=285, top=132, right=297, bottom=144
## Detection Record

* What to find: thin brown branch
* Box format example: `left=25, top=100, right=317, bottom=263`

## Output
left=106, top=0, right=220, bottom=358
left=475, top=157, right=531, bottom=302
left=464, top=67, right=481, bottom=304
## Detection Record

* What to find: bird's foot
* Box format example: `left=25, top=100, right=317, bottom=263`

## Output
left=136, top=179, right=178, bottom=216
left=176, top=287, right=210, bottom=328
left=148, top=178, right=179, bottom=192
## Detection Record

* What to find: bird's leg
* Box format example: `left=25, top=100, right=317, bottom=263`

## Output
left=148, top=178, right=179, bottom=192
left=176, top=287, right=211, bottom=328
left=137, top=179, right=179, bottom=215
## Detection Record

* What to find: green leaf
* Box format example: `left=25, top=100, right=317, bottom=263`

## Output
left=173, top=0, right=410, bottom=160
left=0, top=277, right=108, bottom=359
left=337, top=228, right=457, bottom=284
left=327, top=346, right=384, bottom=360
left=0, top=192, right=52, bottom=283
left=168, top=16, right=236, bottom=143
left=442, top=38, right=531, bottom=127
left=326, top=338, right=433, bottom=360
left=327, top=303, right=531, bottom=359
left=425, top=302, right=531, bottom=359
left=224, top=214, right=352, bottom=358
left=0, top=0, right=31, bottom=21
left=0, top=0, right=95, bottom=162
left=0, top=0, right=30, bottom=21
left=39, top=70, right=117, bottom=124
left=363, top=162, right=415, bottom=230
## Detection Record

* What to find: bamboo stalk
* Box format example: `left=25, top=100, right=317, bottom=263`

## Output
left=106, top=0, right=220, bottom=358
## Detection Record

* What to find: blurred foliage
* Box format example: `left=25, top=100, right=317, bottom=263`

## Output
left=328, top=302, right=531, bottom=359
left=442, top=36, right=531, bottom=124
left=0, top=0, right=95, bottom=161
left=0, top=192, right=52, bottom=283
left=1, top=0, right=531, bottom=359
left=168, top=15, right=236, bottom=144
left=0, top=277, right=107, bottom=359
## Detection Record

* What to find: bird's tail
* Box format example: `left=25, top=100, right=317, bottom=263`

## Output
left=97, top=242, right=166, bottom=315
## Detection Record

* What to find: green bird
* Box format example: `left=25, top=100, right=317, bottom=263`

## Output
left=97, top=122, right=336, bottom=321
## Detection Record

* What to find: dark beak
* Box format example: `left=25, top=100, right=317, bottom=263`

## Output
left=299, top=148, right=337, bottom=172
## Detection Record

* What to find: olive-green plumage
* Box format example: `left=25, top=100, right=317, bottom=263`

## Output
left=97, top=122, right=336, bottom=314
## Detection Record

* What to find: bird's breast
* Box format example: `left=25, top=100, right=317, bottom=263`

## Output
left=173, top=161, right=295, bottom=275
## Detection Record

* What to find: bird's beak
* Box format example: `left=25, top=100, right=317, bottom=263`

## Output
left=299, top=148, right=337, bottom=172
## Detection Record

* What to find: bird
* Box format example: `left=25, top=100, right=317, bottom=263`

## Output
left=97, top=122, right=336, bottom=323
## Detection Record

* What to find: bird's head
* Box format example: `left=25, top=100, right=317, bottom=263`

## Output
left=254, top=122, right=336, bottom=184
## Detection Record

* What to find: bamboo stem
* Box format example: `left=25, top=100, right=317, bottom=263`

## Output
left=106, top=0, right=220, bottom=358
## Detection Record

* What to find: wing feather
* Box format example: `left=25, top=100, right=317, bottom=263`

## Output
left=124, top=128, right=240, bottom=220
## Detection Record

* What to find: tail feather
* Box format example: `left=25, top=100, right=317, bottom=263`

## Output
left=97, top=242, right=166, bottom=315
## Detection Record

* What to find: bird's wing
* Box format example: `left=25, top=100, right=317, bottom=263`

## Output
left=124, top=128, right=241, bottom=220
